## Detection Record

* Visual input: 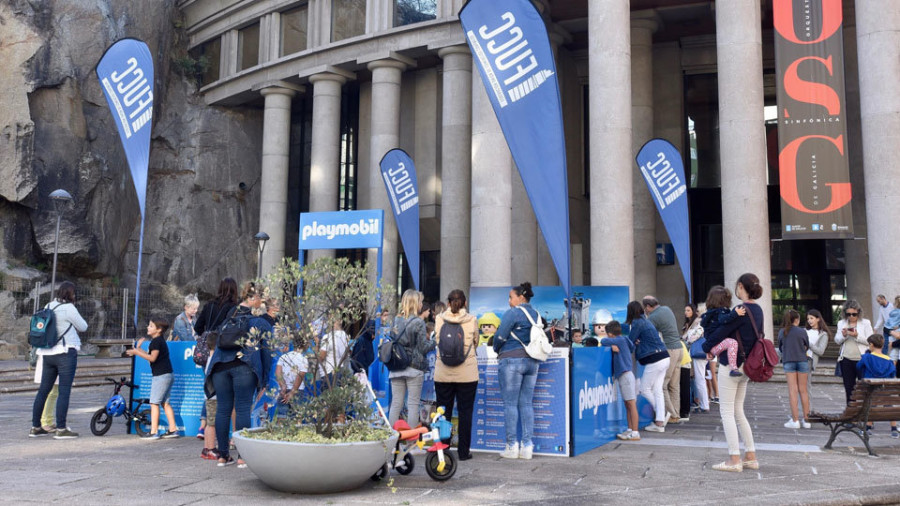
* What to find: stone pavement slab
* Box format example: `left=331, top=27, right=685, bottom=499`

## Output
left=2, top=381, right=900, bottom=505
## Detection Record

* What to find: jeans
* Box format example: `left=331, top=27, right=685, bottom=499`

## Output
left=41, top=385, right=59, bottom=427
left=389, top=370, right=425, bottom=428
left=663, top=347, right=683, bottom=418
left=498, top=357, right=539, bottom=447
left=692, top=359, right=710, bottom=410
left=639, top=357, right=670, bottom=423
left=883, top=328, right=891, bottom=355
left=718, top=365, right=755, bottom=456
left=212, top=363, right=257, bottom=459
left=32, top=349, right=77, bottom=428
left=435, top=381, right=478, bottom=456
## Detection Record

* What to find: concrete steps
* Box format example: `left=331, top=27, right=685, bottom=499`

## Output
left=0, top=357, right=132, bottom=394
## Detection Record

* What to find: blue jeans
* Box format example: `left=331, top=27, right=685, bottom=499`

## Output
left=212, top=363, right=257, bottom=458
left=884, top=328, right=892, bottom=355
left=32, top=349, right=77, bottom=428
left=498, top=357, right=539, bottom=447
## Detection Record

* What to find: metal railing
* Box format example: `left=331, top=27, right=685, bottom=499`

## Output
left=0, top=278, right=182, bottom=358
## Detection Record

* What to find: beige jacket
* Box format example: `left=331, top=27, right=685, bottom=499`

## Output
left=434, top=309, right=479, bottom=383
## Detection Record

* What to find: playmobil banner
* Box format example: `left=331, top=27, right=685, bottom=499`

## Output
left=774, top=0, right=853, bottom=239
left=461, top=0, right=572, bottom=295
left=96, top=38, right=154, bottom=326
left=379, top=149, right=420, bottom=290
left=636, top=139, right=692, bottom=300
left=299, top=210, right=384, bottom=250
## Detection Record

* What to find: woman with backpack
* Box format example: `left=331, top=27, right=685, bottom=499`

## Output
left=625, top=301, right=670, bottom=433
left=387, top=289, right=435, bottom=428
left=205, top=281, right=272, bottom=467
left=434, top=289, right=478, bottom=461
left=192, top=278, right=238, bottom=440
left=701, top=272, right=764, bottom=472
left=492, top=281, right=541, bottom=460
left=30, top=281, right=87, bottom=439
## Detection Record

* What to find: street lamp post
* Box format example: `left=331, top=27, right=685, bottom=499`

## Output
left=49, top=189, right=73, bottom=302
left=255, top=232, right=270, bottom=279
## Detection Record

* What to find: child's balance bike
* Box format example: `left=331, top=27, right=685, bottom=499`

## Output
left=375, top=406, right=457, bottom=481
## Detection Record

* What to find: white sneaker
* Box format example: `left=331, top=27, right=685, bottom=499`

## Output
left=500, top=442, right=519, bottom=459
left=801, top=420, right=812, bottom=429
left=784, top=419, right=800, bottom=429
left=644, top=423, right=665, bottom=433
left=519, top=444, right=533, bottom=460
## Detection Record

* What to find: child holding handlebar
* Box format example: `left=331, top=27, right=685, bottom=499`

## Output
left=126, top=316, right=179, bottom=439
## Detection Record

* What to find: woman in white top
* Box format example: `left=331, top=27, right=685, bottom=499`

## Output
left=835, top=300, right=874, bottom=405
left=30, top=281, right=88, bottom=439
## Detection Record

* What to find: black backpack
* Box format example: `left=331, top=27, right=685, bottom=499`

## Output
left=437, top=321, right=470, bottom=366
left=217, top=309, right=252, bottom=351
left=378, top=326, right=411, bottom=371
left=193, top=303, right=230, bottom=366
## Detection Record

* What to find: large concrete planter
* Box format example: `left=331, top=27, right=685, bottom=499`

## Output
left=233, top=428, right=398, bottom=494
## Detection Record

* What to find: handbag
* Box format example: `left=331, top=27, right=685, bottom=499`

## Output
left=689, top=337, right=708, bottom=359
left=735, top=309, right=778, bottom=382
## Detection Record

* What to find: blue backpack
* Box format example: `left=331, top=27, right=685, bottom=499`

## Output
left=29, top=303, right=72, bottom=349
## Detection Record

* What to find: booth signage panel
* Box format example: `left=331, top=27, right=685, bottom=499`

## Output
left=298, top=209, right=384, bottom=250
left=471, top=346, right=570, bottom=456
left=132, top=341, right=205, bottom=436
left=571, top=347, right=626, bottom=455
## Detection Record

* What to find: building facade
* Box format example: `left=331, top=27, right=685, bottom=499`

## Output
left=178, top=0, right=900, bottom=333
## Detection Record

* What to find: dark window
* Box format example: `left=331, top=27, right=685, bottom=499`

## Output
left=394, top=0, right=436, bottom=27
left=238, top=23, right=260, bottom=71
left=282, top=6, right=309, bottom=55
left=190, top=38, right=221, bottom=86
left=339, top=83, right=359, bottom=211
left=332, top=0, right=366, bottom=42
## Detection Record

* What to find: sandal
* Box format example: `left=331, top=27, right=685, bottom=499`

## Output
left=712, top=461, right=743, bottom=473
left=237, top=459, right=247, bottom=469
left=217, top=456, right=235, bottom=467
left=742, top=460, right=759, bottom=470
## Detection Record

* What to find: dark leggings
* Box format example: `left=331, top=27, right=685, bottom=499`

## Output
left=212, top=363, right=257, bottom=459
left=839, top=358, right=860, bottom=405
left=435, top=381, right=478, bottom=456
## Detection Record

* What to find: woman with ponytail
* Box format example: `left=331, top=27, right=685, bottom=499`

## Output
left=492, top=282, right=541, bottom=460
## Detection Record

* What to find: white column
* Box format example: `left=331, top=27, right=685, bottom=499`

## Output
left=259, top=13, right=281, bottom=64
left=259, top=86, right=298, bottom=276
left=470, top=74, right=512, bottom=288
left=716, top=0, right=772, bottom=333
left=367, top=58, right=408, bottom=289
left=511, top=165, right=538, bottom=285
left=857, top=0, right=900, bottom=306
left=632, top=13, right=658, bottom=299
left=589, top=0, right=634, bottom=294
left=438, top=46, right=472, bottom=296
left=308, top=71, right=350, bottom=262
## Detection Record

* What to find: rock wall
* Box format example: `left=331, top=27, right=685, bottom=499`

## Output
left=0, top=0, right=265, bottom=357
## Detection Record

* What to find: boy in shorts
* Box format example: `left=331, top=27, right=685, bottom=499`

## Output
left=600, top=320, right=639, bottom=441
left=127, top=316, right=179, bottom=439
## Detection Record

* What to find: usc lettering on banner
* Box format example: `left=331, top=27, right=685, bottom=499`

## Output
left=774, top=0, right=854, bottom=238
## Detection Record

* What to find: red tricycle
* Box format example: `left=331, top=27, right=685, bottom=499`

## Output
left=374, top=406, right=458, bottom=481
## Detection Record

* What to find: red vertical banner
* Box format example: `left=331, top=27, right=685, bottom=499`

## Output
left=774, top=0, right=854, bottom=239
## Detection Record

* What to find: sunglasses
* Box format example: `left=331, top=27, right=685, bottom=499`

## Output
left=846, top=312, right=859, bottom=317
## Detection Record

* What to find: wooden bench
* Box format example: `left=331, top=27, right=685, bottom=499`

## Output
left=807, top=378, right=900, bottom=456
left=90, top=339, right=133, bottom=358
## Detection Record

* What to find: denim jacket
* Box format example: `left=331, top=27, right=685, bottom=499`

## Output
left=493, top=303, right=540, bottom=355
left=627, top=316, right=666, bottom=361
left=204, top=305, right=273, bottom=398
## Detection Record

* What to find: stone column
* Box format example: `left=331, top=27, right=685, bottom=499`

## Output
left=589, top=0, right=634, bottom=294
left=470, top=73, right=512, bottom=288
left=259, top=13, right=282, bottom=64
left=307, top=70, right=352, bottom=262
left=367, top=57, right=410, bottom=289
left=839, top=5, right=872, bottom=316
left=438, top=46, right=472, bottom=296
left=511, top=165, right=538, bottom=285
left=632, top=13, right=658, bottom=299
left=258, top=85, right=299, bottom=276
left=857, top=0, right=900, bottom=307
left=439, top=0, right=465, bottom=18
left=220, top=30, right=239, bottom=78
left=716, top=0, right=772, bottom=333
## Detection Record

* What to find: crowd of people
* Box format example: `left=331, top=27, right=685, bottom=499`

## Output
left=26, top=272, right=900, bottom=473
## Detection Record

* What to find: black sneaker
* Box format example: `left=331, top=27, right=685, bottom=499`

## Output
left=161, top=430, right=180, bottom=439
left=53, top=428, right=79, bottom=439
left=29, top=427, right=51, bottom=438
left=217, top=456, right=235, bottom=467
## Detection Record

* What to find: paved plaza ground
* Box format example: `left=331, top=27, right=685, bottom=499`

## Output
left=2, top=380, right=900, bottom=505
